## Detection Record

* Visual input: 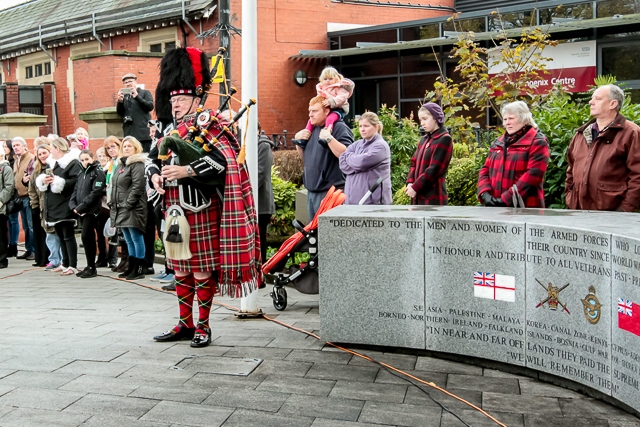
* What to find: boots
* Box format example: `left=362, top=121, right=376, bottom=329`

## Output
left=117, top=257, right=135, bottom=278
left=113, top=244, right=129, bottom=272
left=7, top=244, right=17, bottom=258
left=126, top=257, right=145, bottom=280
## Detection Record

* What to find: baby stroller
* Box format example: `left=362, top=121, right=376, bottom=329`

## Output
left=262, top=179, right=384, bottom=311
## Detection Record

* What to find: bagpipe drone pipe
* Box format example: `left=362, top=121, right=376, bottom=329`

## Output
left=157, top=46, right=257, bottom=189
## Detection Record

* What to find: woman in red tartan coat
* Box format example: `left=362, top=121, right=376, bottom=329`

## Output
left=405, top=103, right=453, bottom=205
left=478, top=101, right=550, bottom=208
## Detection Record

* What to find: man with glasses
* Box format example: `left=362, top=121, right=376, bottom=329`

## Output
left=116, top=73, right=154, bottom=152
left=11, top=137, right=35, bottom=260
left=148, top=46, right=261, bottom=348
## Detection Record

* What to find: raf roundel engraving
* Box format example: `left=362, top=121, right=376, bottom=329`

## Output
left=582, top=286, right=602, bottom=325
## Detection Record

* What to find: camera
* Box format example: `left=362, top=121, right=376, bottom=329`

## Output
left=123, top=116, right=133, bottom=124
left=45, top=168, right=53, bottom=176
left=121, top=88, right=131, bottom=96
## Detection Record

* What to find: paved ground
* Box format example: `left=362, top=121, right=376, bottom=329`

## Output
left=1, top=246, right=639, bottom=427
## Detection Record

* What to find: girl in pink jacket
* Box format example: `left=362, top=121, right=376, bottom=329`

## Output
left=305, top=67, right=355, bottom=132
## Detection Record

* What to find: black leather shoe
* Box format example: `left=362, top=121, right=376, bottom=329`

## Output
left=143, top=267, right=155, bottom=275
left=77, top=266, right=90, bottom=277
left=16, top=252, right=31, bottom=260
left=96, top=260, right=108, bottom=268
left=79, top=267, right=97, bottom=278
left=153, top=326, right=195, bottom=342
left=190, top=327, right=211, bottom=348
left=7, top=245, right=17, bottom=258
left=0, top=262, right=8, bottom=269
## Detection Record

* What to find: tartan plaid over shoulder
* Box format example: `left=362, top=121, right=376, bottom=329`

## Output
left=478, top=127, right=550, bottom=208
left=406, top=127, right=453, bottom=205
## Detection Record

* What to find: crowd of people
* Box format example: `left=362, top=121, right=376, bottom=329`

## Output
left=1, top=55, right=637, bottom=349
left=0, top=129, right=161, bottom=279
left=294, top=69, right=640, bottom=216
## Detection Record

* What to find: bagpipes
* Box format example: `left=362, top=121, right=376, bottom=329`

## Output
left=160, top=47, right=257, bottom=260
left=158, top=46, right=257, bottom=169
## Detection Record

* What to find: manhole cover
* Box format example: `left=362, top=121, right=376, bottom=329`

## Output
left=173, top=356, right=262, bottom=376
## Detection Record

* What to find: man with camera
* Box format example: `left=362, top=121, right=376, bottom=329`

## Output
left=116, top=73, right=154, bottom=152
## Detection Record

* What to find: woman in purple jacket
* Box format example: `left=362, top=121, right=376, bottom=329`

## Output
left=339, top=112, right=392, bottom=205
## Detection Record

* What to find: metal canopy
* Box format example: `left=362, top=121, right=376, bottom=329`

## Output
left=291, top=13, right=640, bottom=59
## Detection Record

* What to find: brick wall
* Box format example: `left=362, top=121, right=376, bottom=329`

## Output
left=73, top=53, right=162, bottom=135
left=40, top=82, right=54, bottom=136
left=3, top=0, right=453, bottom=138
left=190, top=0, right=453, bottom=134
left=5, top=82, right=18, bottom=113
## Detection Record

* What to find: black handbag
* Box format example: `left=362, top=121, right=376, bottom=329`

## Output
left=5, top=190, right=23, bottom=215
left=1, top=166, right=23, bottom=215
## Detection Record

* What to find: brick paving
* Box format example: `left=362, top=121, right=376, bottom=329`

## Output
left=0, top=246, right=639, bottom=427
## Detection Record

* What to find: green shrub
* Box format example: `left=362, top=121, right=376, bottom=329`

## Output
left=393, top=186, right=411, bottom=205
left=446, top=156, right=483, bottom=206
left=452, top=142, right=469, bottom=159
left=270, top=166, right=298, bottom=237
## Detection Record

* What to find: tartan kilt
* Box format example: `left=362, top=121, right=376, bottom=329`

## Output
left=164, top=187, right=220, bottom=272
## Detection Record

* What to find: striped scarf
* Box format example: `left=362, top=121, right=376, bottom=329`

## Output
left=212, top=134, right=262, bottom=297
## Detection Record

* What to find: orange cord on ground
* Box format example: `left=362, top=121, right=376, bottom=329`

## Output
left=212, top=299, right=508, bottom=427
left=0, top=269, right=507, bottom=427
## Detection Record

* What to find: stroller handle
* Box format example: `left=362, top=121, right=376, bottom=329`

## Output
left=358, top=176, right=385, bottom=205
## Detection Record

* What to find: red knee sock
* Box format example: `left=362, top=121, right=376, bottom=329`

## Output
left=195, top=277, right=215, bottom=330
left=175, top=274, right=195, bottom=330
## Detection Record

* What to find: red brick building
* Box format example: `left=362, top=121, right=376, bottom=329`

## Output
left=0, top=0, right=453, bottom=140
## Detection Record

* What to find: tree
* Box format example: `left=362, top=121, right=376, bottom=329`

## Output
left=426, top=10, right=558, bottom=145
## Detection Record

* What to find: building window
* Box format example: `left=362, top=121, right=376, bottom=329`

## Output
left=35, top=64, right=43, bottom=77
left=150, top=41, right=176, bottom=53
left=19, top=87, right=43, bottom=115
left=0, top=88, right=5, bottom=115
left=44, top=62, right=51, bottom=75
left=25, top=66, right=33, bottom=79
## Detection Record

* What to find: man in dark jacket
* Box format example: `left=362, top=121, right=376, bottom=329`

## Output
left=116, top=73, right=154, bottom=152
left=257, top=123, right=275, bottom=264
left=293, top=96, right=354, bottom=219
left=566, top=84, right=640, bottom=212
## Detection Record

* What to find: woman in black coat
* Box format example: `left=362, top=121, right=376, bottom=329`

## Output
left=70, top=149, right=106, bottom=278
left=110, top=136, right=147, bottom=280
left=35, top=137, right=82, bottom=275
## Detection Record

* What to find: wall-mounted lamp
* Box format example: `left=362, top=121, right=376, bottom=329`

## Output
left=294, top=70, right=307, bottom=86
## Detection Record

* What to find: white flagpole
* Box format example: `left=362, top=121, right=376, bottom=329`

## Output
left=240, top=0, right=260, bottom=314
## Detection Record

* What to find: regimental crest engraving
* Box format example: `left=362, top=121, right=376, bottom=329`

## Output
left=581, top=286, right=602, bottom=325
left=535, top=278, right=570, bottom=314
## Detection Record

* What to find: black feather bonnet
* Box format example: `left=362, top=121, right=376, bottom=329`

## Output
left=155, top=46, right=212, bottom=124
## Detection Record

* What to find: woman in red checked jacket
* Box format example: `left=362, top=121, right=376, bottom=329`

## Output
left=405, top=102, right=453, bottom=205
left=478, top=101, right=550, bottom=208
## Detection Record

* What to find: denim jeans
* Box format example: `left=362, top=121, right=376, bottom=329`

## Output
left=121, top=227, right=145, bottom=258
left=9, top=212, right=19, bottom=246
left=46, top=232, right=62, bottom=266
left=20, top=197, right=34, bottom=253
left=8, top=199, right=34, bottom=252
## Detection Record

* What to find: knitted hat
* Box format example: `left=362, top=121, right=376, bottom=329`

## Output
left=155, top=47, right=212, bottom=125
left=421, top=102, right=445, bottom=126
